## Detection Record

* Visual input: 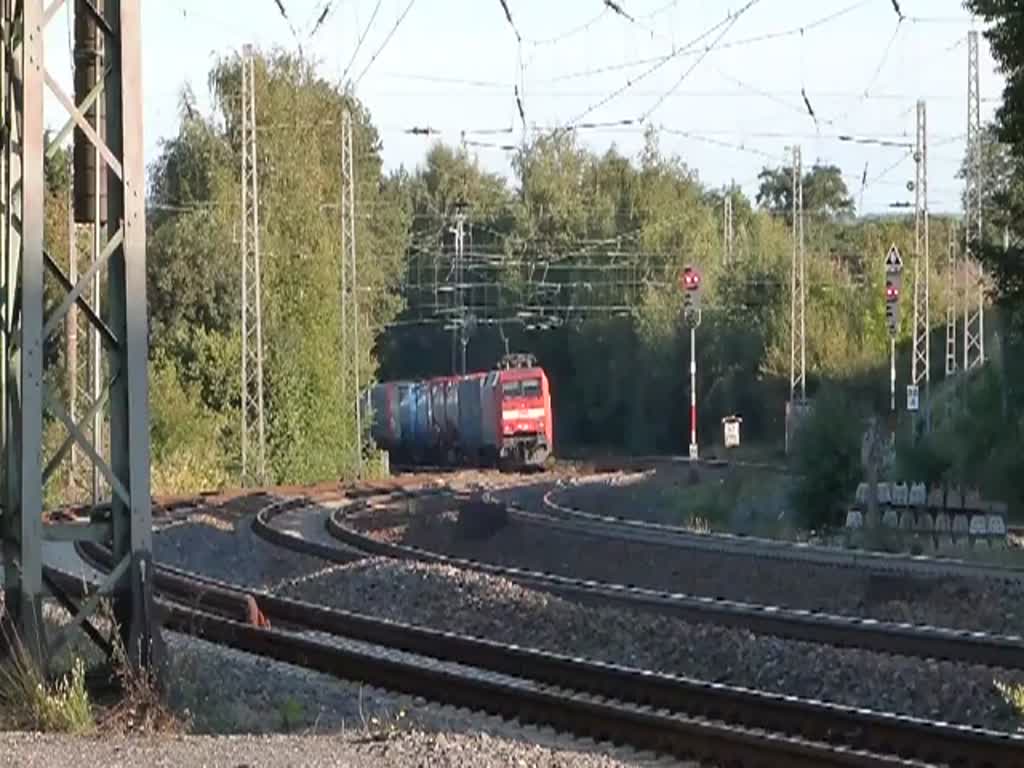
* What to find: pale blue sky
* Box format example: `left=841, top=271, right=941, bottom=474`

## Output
left=44, top=1, right=1004, bottom=214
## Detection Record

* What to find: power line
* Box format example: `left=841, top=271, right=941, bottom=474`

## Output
left=497, top=0, right=521, bottom=42
left=309, top=1, right=334, bottom=38
left=526, top=8, right=607, bottom=47
left=827, top=21, right=904, bottom=125
left=353, top=0, right=418, bottom=87
left=561, top=2, right=752, bottom=129
left=536, top=1, right=871, bottom=86
left=342, top=0, right=383, bottom=84
left=638, top=0, right=760, bottom=122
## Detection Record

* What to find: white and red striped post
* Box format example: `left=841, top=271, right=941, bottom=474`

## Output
left=689, top=325, right=698, bottom=460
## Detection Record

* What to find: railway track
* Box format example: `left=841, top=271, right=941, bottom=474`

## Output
left=251, top=485, right=1024, bottom=670
left=63, top=515, right=1023, bottom=768
left=534, top=479, right=1024, bottom=582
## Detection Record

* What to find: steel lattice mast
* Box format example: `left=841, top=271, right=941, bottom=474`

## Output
left=910, top=100, right=930, bottom=426
left=1, top=0, right=157, bottom=667
left=790, top=146, right=806, bottom=404
left=340, top=108, right=362, bottom=474
left=945, top=224, right=958, bottom=378
left=723, top=193, right=734, bottom=266
left=240, top=46, right=267, bottom=486
left=963, top=29, right=985, bottom=372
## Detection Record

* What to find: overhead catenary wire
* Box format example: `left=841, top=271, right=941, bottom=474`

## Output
left=309, top=1, right=333, bottom=38
left=636, top=0, right=760, bottom=123
left=536, top=0, right=872, bottom=86
left=353, top=0, right=419, bottom=88
left=342, top=0, right=383, bottom=84
left=497, top=0, right=522, bottom=42
left=562, top=1, right=757, bottom=130
left=526, top=8, right=607, bottom=47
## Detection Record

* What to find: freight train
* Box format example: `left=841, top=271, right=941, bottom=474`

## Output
left=367, top=354, right=553, bottom=470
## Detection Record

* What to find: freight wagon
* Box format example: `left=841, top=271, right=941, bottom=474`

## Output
left=367, top=358, right=553, bottom=470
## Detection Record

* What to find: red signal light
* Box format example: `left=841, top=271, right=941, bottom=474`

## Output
left=885, top=283, right=899, bottom=301
left=680, top=268, right=701, bottom=290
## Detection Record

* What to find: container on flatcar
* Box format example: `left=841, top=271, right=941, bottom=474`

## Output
left=397, top=383, right=416, bottom=454
left=411, top=382, right=433, bottom=456
left=368, top=382, right=403, bottom=450
left=457, top=373, right=485, bottom=460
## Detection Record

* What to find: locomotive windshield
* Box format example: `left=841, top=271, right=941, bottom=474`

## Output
left=503, top=378, right=541, bottom=398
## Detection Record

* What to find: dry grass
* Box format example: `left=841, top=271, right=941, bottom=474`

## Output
left=994, top=680, right=1024, bottom=726
left=95, top=607, right=184, bottom=735
left=0, top=630, right=94, bottom=733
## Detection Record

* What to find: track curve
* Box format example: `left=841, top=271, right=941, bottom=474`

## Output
left=62, top=509, right=1024, bottom=768
left=280, top=486, right=1024, bottom=670
left=535, top=478, right=1024, bottom=582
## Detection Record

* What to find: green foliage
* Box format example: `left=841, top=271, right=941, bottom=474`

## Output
left=277, top=696, right=305, bottom=732
left=148, top=49, right=408, bottom=485
left=756, top=163, right=855, bottom=219
left=149, top=355, right=230, bottom=495
left=790, top=387, right=865, bottom=529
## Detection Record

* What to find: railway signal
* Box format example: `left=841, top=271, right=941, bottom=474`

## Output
left=885, top=276, right=901, bottom=335
left=681, top=265, right=702, bottom=323
left=884, top=244, right=903, bottom=413
left=680, top=266, right=702, bottom=460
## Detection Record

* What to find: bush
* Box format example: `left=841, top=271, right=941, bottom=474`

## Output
left=790, top=387, right=865, bottom=530
left=150, top=355, right=230, bottom=495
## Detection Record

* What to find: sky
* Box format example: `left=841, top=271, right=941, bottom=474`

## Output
left=42, top=0, right=1006, bottom=216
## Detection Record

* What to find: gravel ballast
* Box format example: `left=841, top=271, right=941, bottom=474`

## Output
left=362, top=489, right=1024, bottom=637
left=0, top=731, right=677, bottom=768
left=278, top=556, right=1024, bottom=733
left=158, top=631, right=691, bottom=765
left=154, top=505, right=346, bottom=590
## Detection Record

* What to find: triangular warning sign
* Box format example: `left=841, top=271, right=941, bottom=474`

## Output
left=884, top=243, right=903, bottom=271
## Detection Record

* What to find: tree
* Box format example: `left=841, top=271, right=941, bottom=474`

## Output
left=147, top=50, right=409, bottom=484
left=756, top=163, right=855, bottom=220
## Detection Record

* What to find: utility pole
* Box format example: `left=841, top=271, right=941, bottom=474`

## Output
left=910, top=100, right=930, bottom=432
left=240, top=45, right=267, bottom=486
left=340, top=108, right=363, bottom=474
left=963, top=29, right=985, bottom=373
left=723, top=192, right=734, bottom=266
left=790, top=146, right=806, bottom=404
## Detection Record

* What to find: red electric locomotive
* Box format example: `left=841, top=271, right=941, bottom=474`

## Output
left=367, top=353, right=553, bottom=470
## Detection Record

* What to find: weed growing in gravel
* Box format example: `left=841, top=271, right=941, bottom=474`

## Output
left=352, top=687, right=409, bottom=743
left=0, top=633, right=94, bottom=733
left=994, top=680, right=1024, bottom=724
left=99, top=623, right=182, bottom=735
left=278, top=696, right=306, bottom=732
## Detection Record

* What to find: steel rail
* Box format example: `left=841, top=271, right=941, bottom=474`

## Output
left=70, top=529, right=1023, bottom=768
left=161, top=603, right=926, bottom=768
left=538, top=481, right=1024, bottom=582
left=262, top=490, right=1024, bottom=670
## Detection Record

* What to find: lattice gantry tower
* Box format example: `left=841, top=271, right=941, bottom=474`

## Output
left=963, top=29, right=984, bottom=372
left=910, top=100, right=930, bottom=425
left=0, top=0, right=157, bottom=667
left=240, top=45, right=267, bottom=486
left=789, top=146, right=806, bottom=405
